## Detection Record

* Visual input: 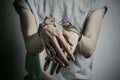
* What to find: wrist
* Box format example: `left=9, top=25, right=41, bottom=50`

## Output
left=61, top=21, right=82, bottom=42
left=67, top=28, right=82, bottom=42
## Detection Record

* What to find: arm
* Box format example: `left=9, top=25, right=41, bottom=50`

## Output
left=43, top=8, right=106, bottom=75
left=78, top=8, right=106, bottom=58
left=16, top=8, right=44, bottom=55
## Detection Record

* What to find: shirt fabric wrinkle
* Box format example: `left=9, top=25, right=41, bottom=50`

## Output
left=13, top=0, right=108, bottom=80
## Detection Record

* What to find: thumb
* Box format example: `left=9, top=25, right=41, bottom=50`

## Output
left=63, top=30, right=73, bottom=46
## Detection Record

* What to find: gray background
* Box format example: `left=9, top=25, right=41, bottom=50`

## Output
left=1, top=0, right=120, bottom=80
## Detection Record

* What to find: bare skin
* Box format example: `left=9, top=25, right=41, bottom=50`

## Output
left=16, top=7, right=106, bottom=75
left=44, top=29, right=80, bottom=75
left=38, top=18, right=81, bottom=74
left=38, top=17, right=75, bottom=65
left=17, top=7, right=75, bottom=67
left=43, top=8, right=106, bottom=75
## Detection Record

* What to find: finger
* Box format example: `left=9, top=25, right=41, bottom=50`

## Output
left=54, top=56, right=65, bottom=67
left=46, top=49, right=56, bottom=63
left=56, top=64, right=63, bottom=74
left=42, top=28, right=69, bottom=64
left=49, top=42, right=65, bottom=66
left=46, top=43, right=57, bottom=64
left=48, top=41, right=57, bottom=56
left=44, top=57, right=51, bottom=71
left=63, top=30, right=73, bottom=46
left=63, top=55, right=71, bottom=68
left=56, top=35, right=75, bottom=61
left=50, top=36, right=69, bottom=65
left=50, top=63, right=58, bottom=75
left=45, top=45, right=53, bottom=59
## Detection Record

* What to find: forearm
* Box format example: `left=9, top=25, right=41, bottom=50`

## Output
left=16, top=8, right=44, bottom=55
left=77, top=8, right=106, bottom=58
left=25, top=32, right=44, bottom=55
left=78, top=35, right=96, bottom=58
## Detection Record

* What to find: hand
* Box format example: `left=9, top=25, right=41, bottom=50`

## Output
left=63, top=29, right=80, bottom=53
left=38, top=17, right=75, bottom=65
left=40, top=25, right=75, bottom=64
left=43, top=29, right=80, bottom=75
left=44, top=56, right=66, bottom=75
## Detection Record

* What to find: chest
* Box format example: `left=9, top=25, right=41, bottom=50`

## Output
left=34, top=0, right=93, bottom=30
left=36, top=0, right=92, bottom=15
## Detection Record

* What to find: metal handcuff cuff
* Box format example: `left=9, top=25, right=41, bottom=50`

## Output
left=61, top=21, right=82, bottom=42
left=38, top=17, right=56, bottom=37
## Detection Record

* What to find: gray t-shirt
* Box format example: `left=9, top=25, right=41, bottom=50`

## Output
left=14, top=0, right=107, bottom=80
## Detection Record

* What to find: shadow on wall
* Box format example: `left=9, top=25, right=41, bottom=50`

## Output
left=1, top=0, right=27, bottom=80
left=93, top=0, right=120, bottom=80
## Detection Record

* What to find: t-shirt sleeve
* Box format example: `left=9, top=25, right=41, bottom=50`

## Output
left=13, top=0, right=30, bottom=9
left=91, top=0, right=108, bottom=14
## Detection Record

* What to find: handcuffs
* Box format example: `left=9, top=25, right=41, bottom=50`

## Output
left=61, top=21, right=82, bottom=42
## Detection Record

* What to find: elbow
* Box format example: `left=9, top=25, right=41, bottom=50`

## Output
left=79, top=35, right=98, bottom=58
left=25, top=43, right=34, bottom=54
left=26, top=48, right=32, bottom=54
left=82, top=46, right=96, bottom=58
left=24, top=36, right=44, bottom=55
left=25, top=42, right=44, bottom=55
left=25, top=41, right=37, bottom=55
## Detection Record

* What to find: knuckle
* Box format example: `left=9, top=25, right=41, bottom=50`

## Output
left=50, top=36, right=56, bottom=41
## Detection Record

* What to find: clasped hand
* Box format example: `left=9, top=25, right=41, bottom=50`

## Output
left=38, top=17, right=80, bottom=75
